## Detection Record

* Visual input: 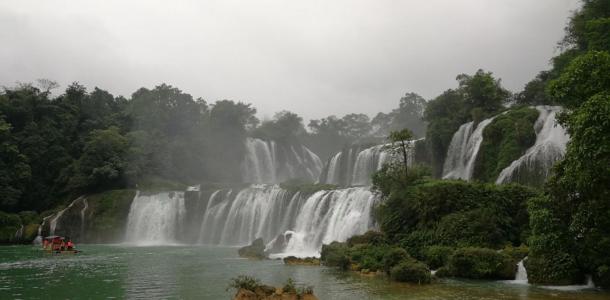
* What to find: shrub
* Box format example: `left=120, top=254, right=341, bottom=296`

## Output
left=347, top=230, right=387, bottom=247
left=390, top=259, right=432, bottom=284
left=501, top=244, right=529, bottom=262
left=423, top=246, right=454, bottom=270
left=349, top=244, right=387, bottom=272
left=0, top=211, right=21, bottom=243
left=227, top=275, right=262, bottom=292
left=445, top=247, right=516, bottom=280
left=282, top=278, right=296, bottom=294
left=382, top=247, right=411, bottom=273
left=321, top=242, right=350, bottom=270
left=525, top=251, right=584, bottom=285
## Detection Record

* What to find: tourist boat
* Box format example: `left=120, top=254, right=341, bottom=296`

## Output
left=42, top=236, right=79, bottom=254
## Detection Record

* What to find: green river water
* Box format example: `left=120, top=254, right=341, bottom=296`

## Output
left=0, top=245, right=608, bottom=300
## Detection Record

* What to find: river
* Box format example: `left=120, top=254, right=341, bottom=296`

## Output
left=0, top=245, right=607, bottom=299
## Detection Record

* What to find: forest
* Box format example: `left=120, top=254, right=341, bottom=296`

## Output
left=0, top=0, right=609, bottom=292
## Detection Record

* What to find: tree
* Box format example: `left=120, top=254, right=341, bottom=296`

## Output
left=387, top=129, right=413, bottom=180
left=69, top=127, right=129, bottom=191
left=0, top=116, right=30, bottom=211
left=341, top=113, right=372, bottom=139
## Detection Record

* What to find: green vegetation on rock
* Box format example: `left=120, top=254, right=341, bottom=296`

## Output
left=473, top=106, right=539, bottom=183
left=85, top=189, right=136, bottom=243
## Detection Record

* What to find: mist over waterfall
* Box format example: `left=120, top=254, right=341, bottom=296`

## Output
left=442, top=117, right=496, bottom=180
left=496, top=106, right=568, bottom=185
left=125, top=191, right=186, bottom=245
left=242, top=137, right=323, bottom=183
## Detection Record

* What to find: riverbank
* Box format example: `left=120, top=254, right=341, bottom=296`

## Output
left=2, top=244, right=608, bottom=300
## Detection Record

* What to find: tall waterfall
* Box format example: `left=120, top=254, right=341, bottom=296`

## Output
left=125, top=191, right=186, bottom=245
left=496, top=106, right=568, bottom=185
left=198, top=185, right=377, bottom=255
left=442, top=117, right=496, bottom=180
left=242, top=138, right=323, bottom=184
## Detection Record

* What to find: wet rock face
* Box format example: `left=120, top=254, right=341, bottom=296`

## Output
left=265, top=232, right=292, bottom=255
left=238, top=238, right=267, bottom=259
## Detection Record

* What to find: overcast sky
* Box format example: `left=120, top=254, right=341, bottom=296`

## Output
left=0, top=0, right=580, bottom=122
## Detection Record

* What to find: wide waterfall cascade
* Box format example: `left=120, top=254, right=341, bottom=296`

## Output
left=125, top=191, right=186, bottom=245
left=496, top=106, right=569, bottom=184
left=280, top=187, right=377, bottom=257
left=242, top=138, right=323, bottom=184
left=198, top=185, right=377, bottom=255
left=198, top=185, right=298, bottom=245
left=442, top=117, right=496, bottom=180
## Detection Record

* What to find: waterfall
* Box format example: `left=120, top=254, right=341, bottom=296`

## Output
left=281, top=187, right=377, bottom=257
left=198, top=185, right=377, bottom=256
left=242, top=138, right=323, bottom=183
left=14, top=225, right=24, bottom=240
left=80, top=198, right=88, bottom=239
left=324, top=152, right=343, bottom=184
left=49, top=196, right=83, bottom=236
left=351, top=145, right=390, bottom=186
left=243, top=138, right=277, bottom=183
left=198, top=185, right=296, bottom=245
left=125, top=191, right=186, bottom=245
left=507, top=259, right=529, bottom=284
left=442, top=117, right=496, bottom=180
left=321, top=140, right=418, bottom=186
left=496, top=106, right=569, bottom=185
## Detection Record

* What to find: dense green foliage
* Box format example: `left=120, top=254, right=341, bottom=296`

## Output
left=0, top=83, right=260, bottom=213
left=473, top=106, right=539, bottom=183
left=439, top=248, right=515, bottom=280
left=374, top=172, right=536, bottom=258
left=423, top=70, right=510, bottom=176
left=518, top=0, right=610, bottom=287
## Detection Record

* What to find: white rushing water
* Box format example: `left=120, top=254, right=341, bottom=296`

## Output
left=322, top=140, right=418, bottom=186
left=506, top=259, right=528, bottom=285
left=442, top=117, right=495, bottom=180
left=80, top=198, right=88, bottom=239
left=351, top=145, right=391, bottom=186
left=280, top=187, right=377, bottom=257
left=242, top=138, right=323, bottom=184
left=324, top=152, right=343, bottom=185
left=198, top=185, right=377, bottom=256
left=496, top=106, right=569, bottom=184
left=125, top=191, right=186, bottom=245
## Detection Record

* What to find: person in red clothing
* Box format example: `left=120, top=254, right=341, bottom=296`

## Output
left=66, top=239, right=74, bottom=250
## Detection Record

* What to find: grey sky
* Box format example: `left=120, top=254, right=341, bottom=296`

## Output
left=0, top=0, right=580, bottom=122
